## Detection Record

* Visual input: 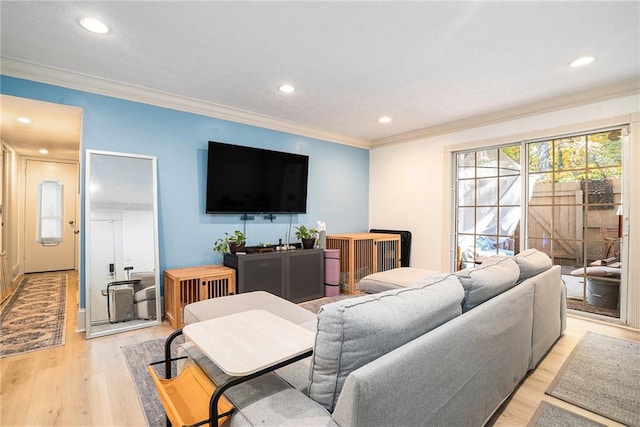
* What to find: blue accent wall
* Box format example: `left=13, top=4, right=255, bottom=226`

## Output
left=1, top=76, right=370, bottom=306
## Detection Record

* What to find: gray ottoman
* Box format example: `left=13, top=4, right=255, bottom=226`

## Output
left=183, top=290, right=317, bottom=330
left=358, top=267, right=438, bottom=293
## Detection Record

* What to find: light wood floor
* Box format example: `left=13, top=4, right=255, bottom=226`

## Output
left=1, top=271, right=638, bottom=426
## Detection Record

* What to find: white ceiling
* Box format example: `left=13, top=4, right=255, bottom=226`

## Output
left=0, top=95, right=82, bottom=160
left=1, top=1, right=639, bottom=159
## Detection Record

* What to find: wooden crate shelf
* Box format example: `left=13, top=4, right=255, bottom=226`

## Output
left=163, top=265, right=236, bottom=329
left=326, top=233, right=401, bottom=294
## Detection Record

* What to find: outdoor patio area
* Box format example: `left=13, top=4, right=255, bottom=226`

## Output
left=562, top=266, right=620, bottom=318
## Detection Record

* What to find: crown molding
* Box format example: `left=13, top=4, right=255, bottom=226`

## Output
left=371, top=78, right=640, bottom=148
left=4, top=57, right=637, bottom=152
left=0, top=57, right=371, bottom=150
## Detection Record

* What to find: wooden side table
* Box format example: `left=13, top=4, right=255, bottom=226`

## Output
left=153, top=309, right=313, bottom=425
left=183, top=309, right=315, bottom=376
left=163, top=265, right=236, bottom=329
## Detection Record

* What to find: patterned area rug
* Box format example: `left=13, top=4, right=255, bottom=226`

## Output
left=0, top=273, right=67, bottom=358
left=546, top=332, right=640, bottom=426
left=122, top=336, right=183, bottom=427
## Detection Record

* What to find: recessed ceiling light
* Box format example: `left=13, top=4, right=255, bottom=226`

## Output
left=80, top=17, right=109, bottom=34
left=569, top=56, right=595, bottom=68
left=17, top=116, right=32, bottom=124
left=378, top=116, right=392, bottom=124
left=39, top=148, right=49, bottom=155
left=278, top=84, right=295, bottom=94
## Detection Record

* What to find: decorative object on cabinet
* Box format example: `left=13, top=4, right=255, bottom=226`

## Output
left=213, top=230, right=246, bottom=254
left=163, top=265, right=236, bottom=329
left=295, top=225, right=318, bottom=249
left=326, top=233, right=401, bottom=294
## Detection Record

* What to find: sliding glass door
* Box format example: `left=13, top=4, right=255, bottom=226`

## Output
left=454, top=128, right=625, bottom=319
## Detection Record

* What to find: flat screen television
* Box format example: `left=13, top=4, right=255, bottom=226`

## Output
left=206, top=141, right=309, bottom=214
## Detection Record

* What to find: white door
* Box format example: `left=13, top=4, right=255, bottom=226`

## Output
left=88, top=216, right=124, bottom=323
left=24, top=160, right=78, bottom=272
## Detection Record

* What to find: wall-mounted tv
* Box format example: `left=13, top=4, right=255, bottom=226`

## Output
left=206, top=141, right=309, bottom=214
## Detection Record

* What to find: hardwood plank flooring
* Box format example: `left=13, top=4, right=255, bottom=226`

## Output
left=0, top=271, right=172, bottom=426
left=1, top=271, right=638, bottom=426
left=492, top=315, right=640, bottom=426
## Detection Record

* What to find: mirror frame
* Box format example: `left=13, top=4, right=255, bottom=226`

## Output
left=84, top=149, right=161, bottom=338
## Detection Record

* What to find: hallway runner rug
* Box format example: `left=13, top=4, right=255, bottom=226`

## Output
left=0, top=273, right=67, bottom=358
left=545, top=332, right=640, bottom=426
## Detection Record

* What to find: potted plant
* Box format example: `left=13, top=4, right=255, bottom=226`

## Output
left=213, top=230, right=246, bottom=254
left=295, top=225, right=318, bottom=249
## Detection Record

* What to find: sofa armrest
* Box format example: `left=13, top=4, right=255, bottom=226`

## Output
left=528, top=265, right=564, bottom=368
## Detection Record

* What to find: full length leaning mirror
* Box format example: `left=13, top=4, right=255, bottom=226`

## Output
left=85, top=150, right=160, bottom=338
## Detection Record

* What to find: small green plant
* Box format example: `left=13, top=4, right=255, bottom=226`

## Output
left=294, top=225, right=318, bottom=240
left=295, top=225, right=318, bottom=249
left=213, top=230, right=246, bottom=254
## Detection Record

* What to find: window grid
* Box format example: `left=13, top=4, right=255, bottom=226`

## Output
left=37, top=180, right=63, bottom=246
left=455, top=146, right=521, bottom=270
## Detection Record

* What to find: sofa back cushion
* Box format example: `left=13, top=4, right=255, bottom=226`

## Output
left=307, top=273, right=464, bottom=412
left=455, top=256, right=519, bottom=312
left=514, top=249, right=552, bottom=283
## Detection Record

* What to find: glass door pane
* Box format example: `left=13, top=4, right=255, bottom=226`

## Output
left=454, top=146, right=521, bottom=270
left=526, top=130, right=622, bottom=319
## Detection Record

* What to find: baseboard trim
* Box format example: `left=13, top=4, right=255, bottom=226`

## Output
left=76, top=308, right=86, bottom=333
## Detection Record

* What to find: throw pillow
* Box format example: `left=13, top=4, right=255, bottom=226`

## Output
left=307, top=273, right=464, bottom=412
left=513, top=248, right=552, bottom=283
left=455, top=255, right=519, bottom=312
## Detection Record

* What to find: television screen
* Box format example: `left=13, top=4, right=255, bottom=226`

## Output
left=206, top=141, right=309, bottom=214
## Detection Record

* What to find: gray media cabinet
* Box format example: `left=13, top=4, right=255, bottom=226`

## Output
left=223, top=248, right=324, bottom=303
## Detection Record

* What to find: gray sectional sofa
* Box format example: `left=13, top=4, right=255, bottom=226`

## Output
left=177, top=248, right=566, bottom=426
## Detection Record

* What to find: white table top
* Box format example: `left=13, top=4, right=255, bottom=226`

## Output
left=183, top=309, right=315, bottom=376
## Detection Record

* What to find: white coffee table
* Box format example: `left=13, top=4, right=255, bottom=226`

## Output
left=183, top=309, right=315, bottom=376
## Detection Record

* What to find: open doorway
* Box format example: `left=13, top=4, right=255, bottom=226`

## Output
left=0, top=95, right=81, bottom=304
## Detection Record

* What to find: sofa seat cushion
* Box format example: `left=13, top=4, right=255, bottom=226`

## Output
left=513, top=249, right=552, bottom=283
left=358, top=267, right=439, bottom=293
left=179, top=341, right=324, bottom=425
left=307, top=273, right=464, bottom=412
left=456, top=256, right=520, bottom=312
